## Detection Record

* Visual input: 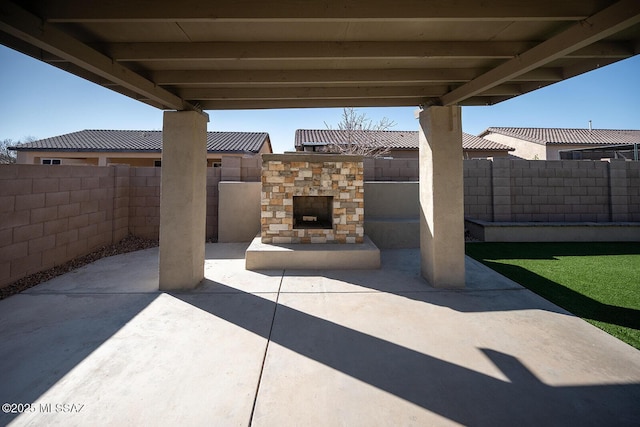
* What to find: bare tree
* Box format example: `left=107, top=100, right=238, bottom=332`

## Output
left=0, top=136, right=36, bottom=164
left=0, top=139, right=17, bottom=164
left=324, top=107, right=396, bottom=157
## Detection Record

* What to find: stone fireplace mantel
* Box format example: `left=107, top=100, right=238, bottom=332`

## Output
left=261, top=153, right=365, bottom=244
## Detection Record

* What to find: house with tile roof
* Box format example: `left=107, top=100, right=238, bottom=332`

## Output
left=295, top=129, right=513, bottom=159
left=478, top=127, right=640, bottom=160
left=9, top=129, right=272, bottom=167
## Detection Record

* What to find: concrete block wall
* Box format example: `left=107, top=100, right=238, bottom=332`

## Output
left=510, top=160, right=610, bottom=222
left=0, top=165, right=128, bottom=287
left=240, top=157, right=261, bottom=182
left=206, top=168, right=222, bottom=240
left=622, top=160, right=640, bottom=221
left=463, top=160, right=493, bottom=221
left=3, top=158, right=638, bottom=288
left=113, top=166, right=131, bottom=241
left=125, top=166, right=221, bottom=241
left=370, top=158, right=419, bottom=181
left=220, top=156, right=261, bottom=182
left=128, top=167, right=160, bottom=239
left=463, top=158, right=640, bottom=222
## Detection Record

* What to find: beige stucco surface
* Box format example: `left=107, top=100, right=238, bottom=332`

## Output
left=159, top=111, right=208, bottom=290
left=419, top=106, right=466, bottom=288
left=218, top=182, right=261, bottom=242
left=482, top=133, right=547, bottom=160
left=16, top=150, right=254, bottom=167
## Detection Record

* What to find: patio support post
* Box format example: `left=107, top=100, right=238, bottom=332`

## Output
left=159, top=110, right=208, bottom=290
left=418, top=106, right=465, bottom=288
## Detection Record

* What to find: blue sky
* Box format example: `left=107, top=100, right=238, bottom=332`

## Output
left=1, top=45, right=639, bottom=154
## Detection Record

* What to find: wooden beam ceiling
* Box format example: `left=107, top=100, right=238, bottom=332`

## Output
left=0, top=0, right=201, bottom=112
left=97, top=41, right=632, bottom=62
left=440, top=0, right=640, bottom=105
left=1, top=0, right=638, bottom=110
left=28, top=0, right=606, bottom=22
left=149, top=68, right=564, bottom=86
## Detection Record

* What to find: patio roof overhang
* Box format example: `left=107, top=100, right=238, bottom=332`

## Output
left=1, top=0, right=639, bottom=112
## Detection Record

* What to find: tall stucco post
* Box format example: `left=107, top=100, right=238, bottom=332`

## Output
left=418, top=106, right=465, bottom=288
left=159, top=110, right=208, bottom=290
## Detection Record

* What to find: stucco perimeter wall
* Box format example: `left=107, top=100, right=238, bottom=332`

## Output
left=463, top=158, right=640, bottom=223
left=0, top=164, right=130, bottom=288
left=363, top=182, right=419, bottom=248
left=218, top=181, right=261, bottom=242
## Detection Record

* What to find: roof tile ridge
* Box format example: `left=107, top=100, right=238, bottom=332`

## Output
left=487, top=127, right=548, bottom=145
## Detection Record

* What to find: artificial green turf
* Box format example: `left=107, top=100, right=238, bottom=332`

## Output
left=465, top=242, right=640, bottom=350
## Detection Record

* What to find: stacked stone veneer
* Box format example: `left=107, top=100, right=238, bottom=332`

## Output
left=261, top=154, right=364, bottom=244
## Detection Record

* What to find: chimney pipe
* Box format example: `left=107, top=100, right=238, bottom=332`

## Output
left=588, top=120, right=592, bottom=132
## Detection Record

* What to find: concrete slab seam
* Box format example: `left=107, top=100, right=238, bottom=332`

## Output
left=249, top=268, right=285, bottom=426
left=275, top=289, right=528, bottom=295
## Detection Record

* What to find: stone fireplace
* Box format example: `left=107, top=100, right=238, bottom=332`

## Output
left=261, top=153, right=364, bottom=244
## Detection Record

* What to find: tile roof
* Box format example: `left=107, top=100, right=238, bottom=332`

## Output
left=480, top=127, right=640, bottom=146
left=295, top=129, right=513, bottom=151
left=10, top=130, right=270, bottom=153
left=461, top=133, right=514, bottom=151
left=295, top=129, right=417, bottom=149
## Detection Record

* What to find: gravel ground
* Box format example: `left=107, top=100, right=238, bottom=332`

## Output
left=0, top=235, right=158, bottom=300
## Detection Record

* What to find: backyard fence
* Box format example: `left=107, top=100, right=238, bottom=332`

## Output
left=1, top=157, right=639, bottom=288
left=464, top=158, right=640, bottom=222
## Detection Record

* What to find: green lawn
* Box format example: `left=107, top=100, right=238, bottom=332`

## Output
left=465, top=242, right=640, bottom=350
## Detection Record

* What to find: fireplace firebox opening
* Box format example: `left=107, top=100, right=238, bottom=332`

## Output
left=293, top=196, right=333, bottom=229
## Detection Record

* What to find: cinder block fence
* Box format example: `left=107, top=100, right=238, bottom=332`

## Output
left=0, top=165, right=129, bottom=286
left=1, top=157, right=639, bottom=288
left=464, top=158, right=640, bottom=222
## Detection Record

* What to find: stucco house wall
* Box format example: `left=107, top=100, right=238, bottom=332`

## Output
left=482, top=133, right=547, bottom=159
left=480, top=128, right=640, bottom=160
left=16, top=150, right=265, bottom=167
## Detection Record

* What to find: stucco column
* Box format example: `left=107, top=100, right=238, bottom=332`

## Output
left=159, top=110, right=208, bottom=290
left=418, top=106, right=465, bottom=288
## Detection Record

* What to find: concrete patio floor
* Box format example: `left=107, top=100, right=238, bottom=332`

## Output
left=1, top=243, right=639, bottom=426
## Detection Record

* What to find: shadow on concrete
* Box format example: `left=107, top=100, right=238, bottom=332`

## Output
left=285, top=268, right=572, bottom=316
left=0, top=293, right=159, bottom=426
left=279, top=249, right=570, bottom=316
left=178, top=280, right=640, bottom=426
